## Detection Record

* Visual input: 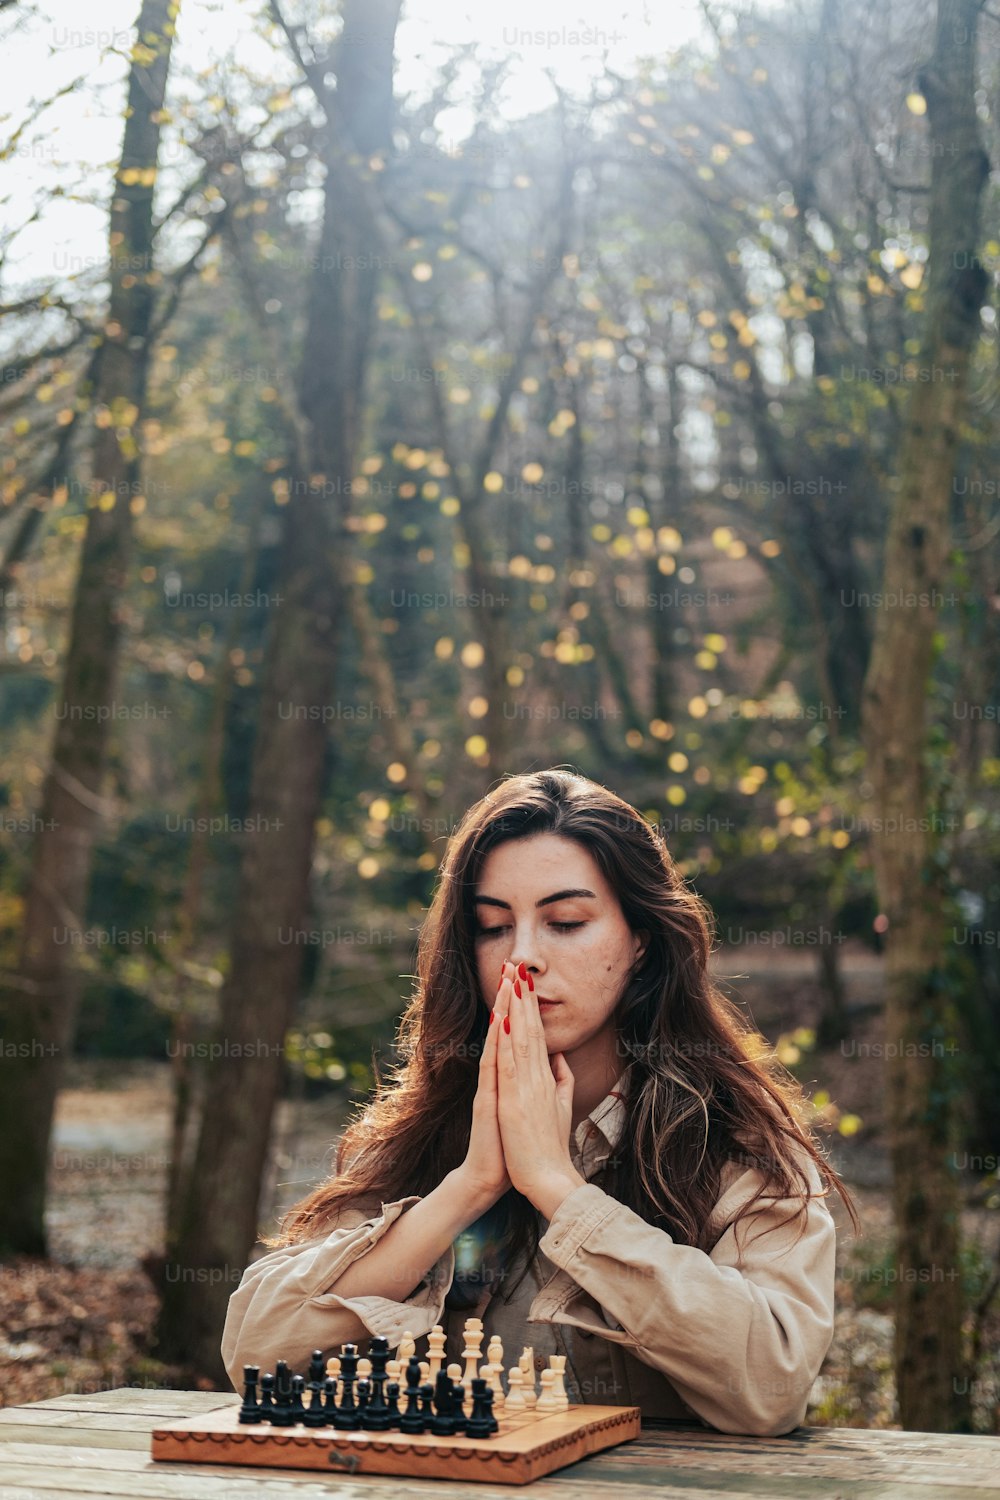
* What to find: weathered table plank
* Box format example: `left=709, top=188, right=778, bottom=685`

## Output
left=1, top=1389, right=999, bottom=1498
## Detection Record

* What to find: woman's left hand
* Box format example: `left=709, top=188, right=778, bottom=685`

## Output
left=495, top=960, right=586, bottom=1215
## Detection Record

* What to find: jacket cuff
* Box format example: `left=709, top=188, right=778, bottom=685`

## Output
left=538, top=1182, right=621, bottom=1266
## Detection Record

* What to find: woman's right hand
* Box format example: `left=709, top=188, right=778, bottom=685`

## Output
left=456, top=959, right=514, bottom=1208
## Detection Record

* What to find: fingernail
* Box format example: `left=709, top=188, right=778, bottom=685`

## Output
left=503, top=1015, right=510, bottom=1034
left=527, top=973, right=534, bottom=991
left=517, top=961, right=527, bottom=981
left=514, top=980, right=522, bottom=998
left=489, top=1010, right=495, bottom=1026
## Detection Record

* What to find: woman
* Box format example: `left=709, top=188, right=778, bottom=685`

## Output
left=222, top=768, right=856, bottom=1435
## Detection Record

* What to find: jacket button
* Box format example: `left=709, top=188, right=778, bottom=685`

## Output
left=578, top=1329, right=593, bottom=1340
left=534, top=1356, right=545, bottom=1371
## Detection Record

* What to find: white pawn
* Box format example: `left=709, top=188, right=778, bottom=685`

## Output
left=427, top=1324, right=447, bottom=1384
left=536, top=1368, right=558, bottom=1412
left=325, top=1355, right=341, bottom=1381
left=418, top=1360, right=429, bottom=1383
left=386, top=1357, right=401, bottom=1386
left=549, top=1355, right=569, bottom=1411
left=358, top=1356, right=372, bottom=1382
left=505, top=1366, right=528, bottom=1411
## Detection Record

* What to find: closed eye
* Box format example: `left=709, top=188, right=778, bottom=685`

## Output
left=476, top=922, right=585, bottom=936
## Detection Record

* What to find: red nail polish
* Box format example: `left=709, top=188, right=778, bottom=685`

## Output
left=517, top=961, right=527, bottom=981
left=503, top=1015, right=510, bottom=1034
left=489, top=1010, right=495, bottom=1026
left=527, top=973, right=534, bottom=991
left=514, top=980, right=522, bottom=998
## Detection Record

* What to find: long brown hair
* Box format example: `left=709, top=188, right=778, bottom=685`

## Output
left=272, top=768, right=858, bottom=1303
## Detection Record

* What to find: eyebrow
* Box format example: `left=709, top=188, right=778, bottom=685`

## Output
left=474, top=888, right=597, bottom=910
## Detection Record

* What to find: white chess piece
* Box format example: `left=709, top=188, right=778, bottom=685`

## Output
left=462, top=1319, right=484, bottom=1405
left=427, top=1325, right=447, bottom=1384
left=518, top=1348, right=538, bottom=1409
left=486, top=1335, right=506, bottom=1412
left=325, top=1355, right=341, bottom=1381
left=505, top=1367, right=528, bottom=1411
left=536, top=1368, right=558, bottom=1412
left=386, top=1357, right=401, bottom=1386
left=357, top=1357, right=372, bottom=1382
left=549, top=1355, right=569, bottom=1411
left=398, top=1331, right=416, bottom=1365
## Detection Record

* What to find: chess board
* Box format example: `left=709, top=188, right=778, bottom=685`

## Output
left=150, top=1398, right=642, bottom=1485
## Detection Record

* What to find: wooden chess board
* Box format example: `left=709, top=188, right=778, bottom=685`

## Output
left=150, top=1398, right=642, bottom=1486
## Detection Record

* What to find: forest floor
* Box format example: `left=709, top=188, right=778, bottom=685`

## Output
left=2, top=941, right=998, bottom=1430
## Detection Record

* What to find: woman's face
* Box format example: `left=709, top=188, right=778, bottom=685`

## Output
left=472, top=832, right=647, bottom=1056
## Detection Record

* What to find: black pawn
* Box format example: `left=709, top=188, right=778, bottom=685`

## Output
left=238, top=1365, right=261, bottom=1424
left=385, top=1379, right=401, bottom=1429
left=302, top=1380, right=326, bottom=1427
left=357, top=1376, right=371, bottom=1413
left=290, top=1374, right=306, bottom=1423
left=362, top=1367, right=391, bottom=1431
left=323, top=1374, right=338, bottom=1417
left=430, top=1369, right=459, bottom=1435
left=466, top=1378, right=496, bottom=1439
left=399, top=1363, right=425, bottom=1434
left=308, top=1349, right=326, bottom=1385
left=418, top=1383, right=435, bottom=1429
left=259, top=1372, right=275, bottom=1421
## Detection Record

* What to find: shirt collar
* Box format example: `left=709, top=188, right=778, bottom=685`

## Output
left=570, top=1069, right=630, bottom=1176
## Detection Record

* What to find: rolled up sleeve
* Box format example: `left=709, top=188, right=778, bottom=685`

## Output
left=535, top=1163, right=836, bottom=1437
left=221, top=1195, right=455, bottom=1393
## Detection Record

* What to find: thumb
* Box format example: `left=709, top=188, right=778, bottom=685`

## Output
left=550, top=1050, right=575, bottom=1097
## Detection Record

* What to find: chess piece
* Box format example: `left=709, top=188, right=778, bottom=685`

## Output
left=399, top=1360, right=426, bottom=1434
left=549, top=1354, right=569, bottom=1411
left=308, top=1349, right=325, bottom=1386
left=259, top=1372, right=275, bottom=1420
left=322, top=1375, right=338, bottom=1416
left=505, top=1366, right=527, bottom=1412
left=385, top=1379, right=401, bottom=1428
left=417, top=1382, right=435, bottom=1429
left=397, top=1330, right=416, bottom=1365
left=326, top=1355, right=341, bottom=1382
left=332, top=1345, right=361, bottom=1430
left=462, top=1317, right=484, bottom=1401
left=238, top=1365, right=261, bottom=1424
left=270, top=1361, right=294, bottom=1426
left=466, top=1378, right=494, bottom=1438
left=536, top=1368, right=558, bottom=1412
left=290, top=1374, right=306, bottom=1422
left=483, top=1336, right=505, bottom=1414
left=430, top=1368, right=461, bottom=1434
left=518, top=1349, right=538, bottom=1409
left=427, top=1324, right=447, bottom=1384
left=302, top=1379, right=326, bottom=1427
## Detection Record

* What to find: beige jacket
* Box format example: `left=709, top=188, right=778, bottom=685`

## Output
left=222, top=1079, right=836, bottom=1436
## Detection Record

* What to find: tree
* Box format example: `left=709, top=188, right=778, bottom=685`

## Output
left=156, top=0, right=404, bottom=1378
left=859, top=0, right=989, bottom=1431
left=0, top=0, right=183, bottom=1255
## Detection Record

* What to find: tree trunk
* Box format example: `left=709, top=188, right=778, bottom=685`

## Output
left=859, top=0, right=988, bottom=1432
left=156, top=0, right=403, bottom=1380
left=0, top=0, right=179, bottom=1256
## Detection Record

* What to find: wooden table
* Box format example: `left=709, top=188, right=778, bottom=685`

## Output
left=1, top=1388, right=999, bottom=1498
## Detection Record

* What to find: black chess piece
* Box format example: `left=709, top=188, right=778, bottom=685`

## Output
left=308, top=1349, right=326, bottom=1386
left=357, top=1376, right=371, bottom=1413
left=360, top=1369, right=391, bottom=1431
left=398, top=1362, right=425, bottom=1434
left=417, top=1383, right=435, bottom=1430
left=332, top=1345, right=361, bottom=1430
left=290, top=1374, right=306, bottom=1423
left=259, top=1372, right=275, bottom=1422
left=466, top=1379, right=497, bottom=1439
left=323, top=1374, right=338, bottom=1417
left=270, top=1360, right=295, bottom=1427
left=385, top=1379, right=401, bottom=1429
left=302, top=1379, right=326, bottom=1427
left=430, top=1369, right=460, bottom=1435
left=238, top=1365, right=261, bottom=1424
